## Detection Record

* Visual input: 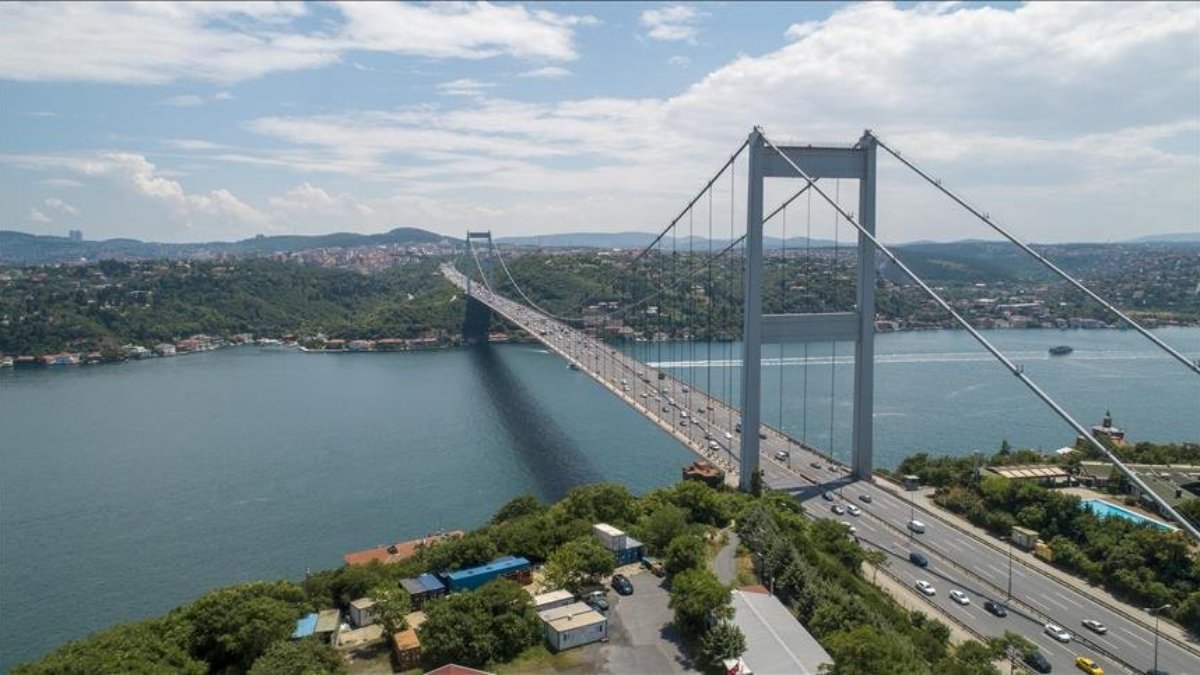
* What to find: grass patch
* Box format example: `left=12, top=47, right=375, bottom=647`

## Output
left=496, top=644, right=585, bottom=674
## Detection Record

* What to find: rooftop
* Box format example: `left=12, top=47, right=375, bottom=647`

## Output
left=537, top=602, right=607, bottom=632
left=986, top=465, right=1070, bottom=481
left=343, top=530, right=464, bottom=566
left=445, top=555, right=530, bottom=581
left=731, top=587, right=833, bottom=675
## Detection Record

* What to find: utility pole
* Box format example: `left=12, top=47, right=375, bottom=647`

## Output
left=1004, top=535, right=1013, bottom=602
left=1146, top=604, right=1171, bottom=674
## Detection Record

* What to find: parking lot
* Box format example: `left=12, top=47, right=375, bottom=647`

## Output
left=596, top=570, right=696, bottom=674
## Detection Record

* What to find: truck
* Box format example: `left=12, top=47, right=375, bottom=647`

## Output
left=1033, top=540, right=1054, bottom=562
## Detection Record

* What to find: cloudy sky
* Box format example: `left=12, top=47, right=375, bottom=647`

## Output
left=1, top=1, right=1196, bottom=243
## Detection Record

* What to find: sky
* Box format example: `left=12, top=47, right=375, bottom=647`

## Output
left=0, top=1, right=1197, bottom=244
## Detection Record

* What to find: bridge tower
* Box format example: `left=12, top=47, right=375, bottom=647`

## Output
left=463, top=231, right=498, bottom=343
left=739, top=129, right=878, bottom=489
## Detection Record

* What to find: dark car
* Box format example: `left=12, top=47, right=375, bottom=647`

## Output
left=859, top=493, right=873, bottom=503
left=612, top=573, right=634, bottom=595
left=983, top=600, right=1008, bottom=617
left=909, top=551, right=929, bottom=567
left=822, top=492, right=836, bottom=501
left=1023, top=651, right=1052, bottom=673
left=1144, top=670, right=1170, bottom=675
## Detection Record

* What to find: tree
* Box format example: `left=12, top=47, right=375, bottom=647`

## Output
left=417, top=580, right=539, bottom=669
left=426, top=532, right=499, bottom=573
left=182, top=581, right=307, bottom=672
left=247, top=639, right=347, bottom=675
left=12, top=619, right=205, bottom=675
left=558, top=483, right=641, bottom=526
left=750, top=469, right=764, bottom=497
left=823, top=625, right=927, bottom=675
left=863, top=548, right=888, bottom=584
left=699, top=621, right=746, bottom=667
left=640, top=503, right=689, bottom=553
left=543, top=537, right=616, bottom=594
left=492, top=494, right=543, bottom=524
left=664, top=533, right=707, bottom=576
left=368, top=585, right=411, bottom=635
left=669, top=568, right=732, bottom=637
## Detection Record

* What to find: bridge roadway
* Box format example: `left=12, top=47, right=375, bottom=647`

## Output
left=445, top=265, right=1198, bottom=675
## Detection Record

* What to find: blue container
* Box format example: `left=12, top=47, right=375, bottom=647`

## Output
left=442, top=555, right=531, bottom=591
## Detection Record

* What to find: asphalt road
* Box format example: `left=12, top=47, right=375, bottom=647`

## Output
left=448, top=268, right=1200, bottom=675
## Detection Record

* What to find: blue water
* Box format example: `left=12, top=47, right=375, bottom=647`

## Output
left=0, top=327, right=1197, bottom=669
left=1081, top=498, right=1177, bottom=532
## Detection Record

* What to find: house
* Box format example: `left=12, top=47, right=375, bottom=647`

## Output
left=592, top=523, right=645, bottom=565
left=349, top=597, right=375, bottom=627
left=391, top=627, right=421, bottom=671
left=400, top=573, right=448, bottom=608
left=537, top=602, right=608, bottom=651
left=291, top=613, right=318, bottom=640
left=729, top=587, right=832, bottom=674
left=531, top=590, right=575, bottom=613
left=441, top=556, right=532, bottom=592
left=425, top=666, right=494, bottom=675
left=314, top=608, right=340, bottom=643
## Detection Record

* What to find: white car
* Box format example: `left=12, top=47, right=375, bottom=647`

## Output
left=846, top=504, right=862, bottom=516
left=949, top=589, right=970, bottom=605
left=1044, top=623, right=1072, bottom=643
left=724, top=432, right=733, bottom=440
left=915, top=580, right=936, bottom=596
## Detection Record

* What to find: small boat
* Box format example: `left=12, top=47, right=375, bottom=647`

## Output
left=568, top=363, right=580, bottom=370
left=1049, top=345, right=1073, bottom=356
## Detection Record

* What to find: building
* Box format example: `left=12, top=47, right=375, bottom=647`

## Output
left=531, top=590, right=576, bottom=613
left=683, top=459, right=725, bottom=488
left=391, top=627, right=422, bottom=671
left=349, top=597, right=375, bottom=627
left=729, top=587, right=832, bottom=674
left=441, top=556, right=532, bottom=592
left=400, top=573, right=448, bottom=608
left=425, top=666, right=494, bottom=675
left=986, top=464, right=1070, bottom=485
left=291, top=613, right=318, bottom=640
left=592, top=523, right=645, bottom=566
left=537, top=601, right=608, bottom=651
left=1089, top=410, right=1126, bottom=446
left=314, top=608, right=340, bottom=643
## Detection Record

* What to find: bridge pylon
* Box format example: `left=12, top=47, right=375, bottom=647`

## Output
left=739, top=128, right=878, bottom=490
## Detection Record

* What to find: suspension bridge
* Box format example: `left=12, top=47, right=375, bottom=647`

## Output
left=447, top=128, right=1200, bottom=675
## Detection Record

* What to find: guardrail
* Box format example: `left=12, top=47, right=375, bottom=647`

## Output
left=869, top=477, right=1200, bottom=661
left=858, top=504, right=1139, bottom=674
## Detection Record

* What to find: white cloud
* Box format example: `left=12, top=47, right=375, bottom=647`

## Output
left=213, top=91, right=234, bottom=101
left=159, top=94, right=206, bottom=107
left=162, top=139, right=228, bottom=151
left=436, top=79, right=497, bottom=97
left=39, top=178, right=84, bottom=187
left=640, top=5, right=707, bottom=43
left=45, top=197, right=79, bottom=216
left=668, top=55, right=690, bottom=68
left=518, top=66, right=571, bottom=79
left=0, top=2, right=591, bottom=84
left=28, top=208, right=50, bottom=224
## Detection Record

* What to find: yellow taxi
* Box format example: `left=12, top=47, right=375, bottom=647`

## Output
left=1074, top=656, right=1103, bottom=675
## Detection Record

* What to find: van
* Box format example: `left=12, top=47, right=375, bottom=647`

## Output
left=907, top=519, right=926, bottom=534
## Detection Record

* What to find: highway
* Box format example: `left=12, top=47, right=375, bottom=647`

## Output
left=446, top=265, right=1199, bottom=675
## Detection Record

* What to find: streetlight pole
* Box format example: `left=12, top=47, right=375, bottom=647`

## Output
left=1145, top=604, right=1170, bottom=674
left=1005, top=535, right=1013, bottom=602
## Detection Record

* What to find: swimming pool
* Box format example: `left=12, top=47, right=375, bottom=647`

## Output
left=1080, top=498, right=1177, bottom=532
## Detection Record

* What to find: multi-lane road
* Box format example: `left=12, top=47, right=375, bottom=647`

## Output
left=447, top=266, right=1198, bottom=675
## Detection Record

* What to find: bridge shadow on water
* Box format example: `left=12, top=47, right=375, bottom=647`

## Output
left=467, top=344, right=603, bottom=501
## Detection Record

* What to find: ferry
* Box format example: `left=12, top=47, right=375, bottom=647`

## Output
left=1049, top=345, right=1073, bottom=356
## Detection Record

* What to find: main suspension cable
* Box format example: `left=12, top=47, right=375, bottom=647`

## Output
left=867, top=131, right=1198, bottom=377
left=759, top=130, right=1200, bottom=542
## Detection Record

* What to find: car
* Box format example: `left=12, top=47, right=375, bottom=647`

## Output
left=680, top=410, right=689, bottom=418
left=909, top=551, right=929, bottom=567
left=949, top=589, right=970, bottom=605
left=641, top=556, right=665, bottom=577
left=611, top=574, right=634, bottom=595
left=822, top=492, right=836, bottom=501
left=775, top=450, right=789, bottom=461
left=586, top=590, right=610, bottom=612
left=983, top=600, right=1008, bottom=617
left=1045, top=623, right=1072, bottom=643
left=1024, top=651, right=1052, bottom=673
left=724, top=432, right=733, bottom=440
left=708, top=440, right=720, bottom=450
left=1074, top=656, right=1103, bottom=675
left=1143, top=670, right=1170, bottom=675
left=915, top=580, right=936, bottom=596
left=1081, top=619, right=1107, bottom=635
left=907, top=519, right=927, bottom=534
left=831, top=504, right=846, bottom=515
left=859, top=493, right=873, bottom=503
left=680, top=419, right=688, bottom=427
left=810, top=461, right=822, bottom=469
left=846, top=504, right=862, bottom=516
left=759, top=431, right=767, bottom=439
left=663, top=405, right=671, bottom=412
left=735, top=423, right=742, bottom=433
